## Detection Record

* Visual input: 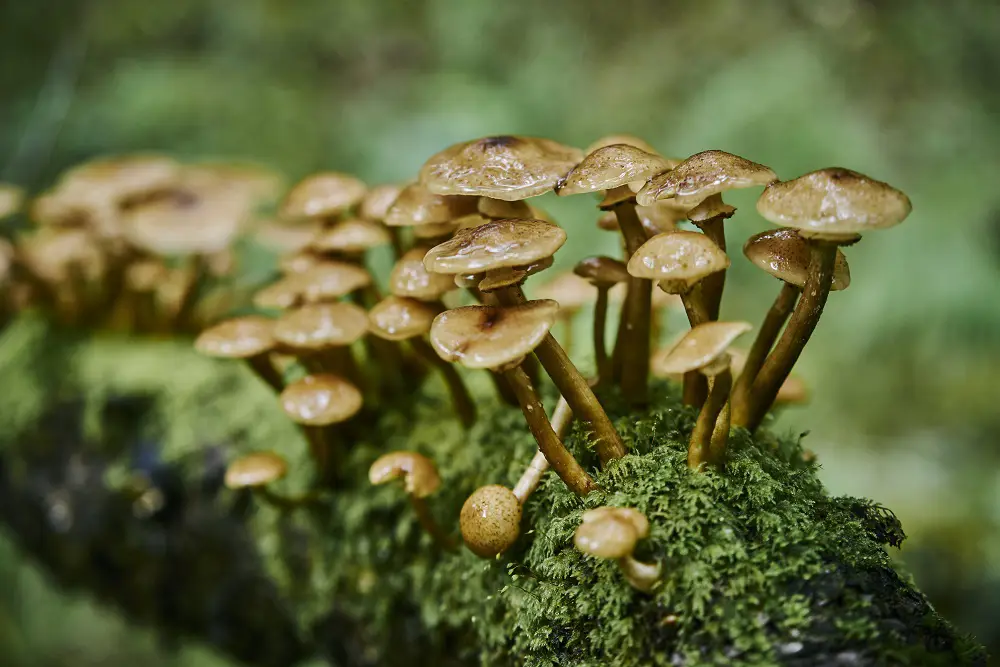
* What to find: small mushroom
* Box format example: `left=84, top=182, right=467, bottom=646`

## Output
left=572, top=257, right=629, bottom=384
left=273, top=301, right=368, bottom=380
left=309, top=218, right=391, bottom=257
left=383, top=183, right=478, bottom=230
left=281, top=172, right=367, bottom=222
left=224, top=451, right=315, bottom=509
left=574, top=507, right=661, bottom=592
left=477, top=197, right=533, bottom=219
left=369, top=451, right=454, bottom=550
left=280, top=373, right=363, bottom=479
left=359, top=184, right=404, bottom=222
left=194, top=315, right=284, bottom=392
left=460, top=484, right=523, bottom=558
left=297, top=260, right=373, bottom=304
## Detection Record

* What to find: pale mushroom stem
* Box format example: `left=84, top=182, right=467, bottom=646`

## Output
left=739, top=242, right=837, bottom=432
left=410, top=496, right=457, bottom=551
left=173, top=254, right=207, bottom=332
left=617, top=555, right=662, bottom=593
left=612, top=202, right=652, bottom=405
left=593, top=285, right=611, bottom=386
left=730, top=282, right=799, bottom=424
left=502, top=365, right=597, bottom=496
left=680, top=291, right=710, bottom=408
left=247, top=353, right=285, bottom=393
left=694, top=217, right=727, bottom=320
left=512, top=396, right=570, bottom=502
left=688, top=367, right=732, bottom=469
left=410, top=337, right=477, bottom=428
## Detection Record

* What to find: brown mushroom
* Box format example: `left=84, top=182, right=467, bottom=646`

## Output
left=194, top=315, right=284, bottom=391
left=0, top=183, right=25, bottom=219
left=253, top=219, right=323, bottom=254
left=574, top=507, right=660, bottom=592
left=224, top=451, right=316, bottom=509
left=280, top=373, right=363, bottom=479
left=359, top=184, right=404, bottom=222
left=273, top=301, right=368, bottom=380
left=389, top=247, right=458, bottom=302
left=572, top=257, right=629, bottom=384
left=460, top=485, right=522, bottom=558
left=281, top=172, right=367, bottom=222
left=369, top=451, right=455, bottom=549
left=383, top=183, right=478, bottom=229
left=309, top=218, right=391, bottom=257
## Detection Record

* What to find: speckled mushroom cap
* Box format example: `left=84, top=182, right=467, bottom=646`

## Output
left=383, top=183, right=478, bottom=228
left=423, top=219, right=566, bottom=274
left=273, top=302, right=369, bottom=350
left=18, top=228, right=107, bottom=282
left=419, top=135, right=584, bottom=201
left=557, top=144, right=674, bottom=196
left=627, top=231, right=731, bottom=292
left=195, top=316, right=276, bottom=358
left=429, top=300, right=559, bottom=369
left=368, top=296, right=438, bottom=341
left=574, top=507, right=649, bottom=559
left=636, top=150, right=777, bottom=208
left=122, top=185, right=250, bottom=255
left=477, top=197, right=533, bottom=220
left=598, top=200, right=687, bottom=236
left=744, top=229, right=851, bottom=291
left=310, top=218, right=391, bottom=254
left=756, top=168, right=912, bottom=239
left=296, top=260, right=373, bottom=303
left=387, top=247, right=453, bottom=301
left=0, top=183, right=25, bottom=218
left=224, top=451, right=288, bottom=489
left=653, top=320, right=752, bottom=376
left=253, top=220, right=322, bottom=253
left=368, top=451, right=441, bottom=498
left=585, top=134, right=660, bottom=155
left=573, top=256, right=630, bottom=288
left=358, top=184, right=404, bottom=222
left=478, top=257, right=553, bottom=293
left=531, top=272, right=595, bottom=312
left=460, top=484, right=523, bottom=558
left=281, top=172, right=366, bottom=220
left=280, top=373, right=363, bottom=426
left=253, top=277, right=304, bottom=311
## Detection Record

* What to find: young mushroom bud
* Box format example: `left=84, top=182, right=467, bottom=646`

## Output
left=369, top=451, right=455, bottom=550
left=194, top=315, right=284, bottom=392
left=574, top=507, right=661, bottom=593
left=460, top=484, right=524, bottom=558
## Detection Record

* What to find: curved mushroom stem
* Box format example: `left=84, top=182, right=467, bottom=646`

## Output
left=593, top=285, right=611, bottom=386
left=502, top=365, right=597, bottom=496
left=410, top=496, right=457, bottom=551
left=738, top=241, right=837, bottom=432
left=247, top=353, right=285, bottom=393
left=693, top=216, right=727, bottom=320
left=730, top=282, right=799, bottom=425
left=680, top=289, right=710, bottom=408
left=612, top=201, right=652, bottom=406
left=255, top=487, right=324, bottom=510
left=617, top=554, right=662, bottom=593
left=708, top=400, right=732, bottom=469
left=511, top=396, right=572, bottom=502
left=410, top=336, right=477, bottom=428
left=688, top=367, right=732, bottom=469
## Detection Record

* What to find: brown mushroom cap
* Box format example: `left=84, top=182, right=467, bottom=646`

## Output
left=0, top=183, right=25, bottom=219
left=743, top=228, right=851, bottom=291
left=279, top=250, right=322, bottom=275
left=368, top=451, right=441, bottom=498
left=574, top=506, right=650, bottom=559
left=557, top=144, right=674, bottom=196
left=19, top=228, right=107, bottom=283
left=459, top=484, right=523, bottom=558
left=254, top=220, right=322, bottom=253
left=419, top=135, right=584, bottom=201
left=124, top=258, right=168, bottom=292
left=627, top=231, right=731, bottom=292
left=478, top=257, right=553, bottom=293
left=224, top=451, right=288, bottom=489
left=477, top=197, right=533, bottom=219
left=273, top=302, right=369, bottom=350
left=687, top=194, right=736, bottom=223
left=573, top=256, right=630, bottom=287
left=412, top=221, right=461, bottom=240
left=280, top=374, right=363, bottom=425
left=281, top=172, right=367, bottom=220
left=297, top=261, right=373, bottom=303
left=776, top=374, right=809, bottom=405
left=636, top=150, right=777, bottom=208
left=253, top=277, right=304, bottom=311
left=310, top=218, right=391, bottom=254
left=429, top=300, right=559, bottom=369
left=652, top=320, right=752, bottom=375
left=61, top=154, right=181, bottom=203
left=195, top=316, right=276, bottom=358
left=756, top=168, right=912, bottom=239
left=383, top=183, right=478, bottom=227
left=585, top=134, right=660, bottom=155
left=598, top=200, right=687, bottom=236
left=368, top=296, right=438, bottom=341
left=359, top=184, right=404, bottom=222
left=531, top=272, right=595, bottom=312
left=389, top=247, right=455, bottom=301
left=185, top=161, right=285, bottom=206
left=423, top=219, right=566, bottom=274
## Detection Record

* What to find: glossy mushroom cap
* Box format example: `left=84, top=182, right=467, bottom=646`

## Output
left=627, top=231, right=731, bottom=293
left=358, top=184, right=404, bottom=222
left=195, top=316, right=276, bottom=358
left=281, top=172, right=367, bottom=220
left=459, top=485, right=522, bottom=558
left=383, top=183, right=478, bottom=228
left=224, top=451, right=288, bottom=489
left=296, top=260, right=373, bottom=303
left=368, top=296, right=438, bottom=341
left=273, top=302, right=369, bottom=350
left=585, top=134, right=660, bottom=155
left=254, top=277, right=305, bottom=311
left=280, top=374, right=363, bottom=425
left=652, top=320, right=752, bottom=376
left=253, top=220, right=323, bottom=253
left=423, top=219, right=566, bottom=274
left=419, top=135, right=584, bottom=201
left=637, top=150, right=777, bottom=207
left=368, top=451, right=441, bottom=498
left=429, top=300, right=559, bottom=369
left=279, top=250, right=321, bottom=275
left=573, top=256, right=630, bottom=288
left=744, top=229, right=851, bottom=291
left=687, top=194, right=736, bottom=223
left=557, top=144, right=674, bottom=196
left=574, top=507, right=650, bottom=559
left=310, top=218, right=391, bottom=255
left=477, top=197, right=533, bottom=220
left=478, top=257, right=553, bottom=293
left=756, top=168, right=912, bottom=240
left=389, top=247, right=456, bottom=301
left=0, top=183, right=25, bottom=218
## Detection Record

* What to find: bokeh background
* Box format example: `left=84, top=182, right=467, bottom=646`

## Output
left=1, top=0, right=998, bottom=664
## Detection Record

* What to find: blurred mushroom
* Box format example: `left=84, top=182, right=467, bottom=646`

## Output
left=383, top=183, right=478, bottom=239
left=253, top=219, right=323, bottom=254
left=224, top=451, right=316, bottom=509
left=369, top=451, right=455, bottom=550
left=531, top=271, right=594, bottom=355
left=574, top=507, right=660, bottom=592
left=281, top=172, right=367, bottom=222
left=194, top=316, right=284, bottom=392
left=0, top=183, right=25, bottom=219
left=309, top=218, right=392, bottom=258
left=573, top=256, right=629, bottom=385
left=297, top=260, right=373, bottom=304
left=273, top=302, right=368, bottom=381
left=585, top=134, right=660, bottom=155
left=18, top=227, right=107, bottom=324
left=359, top=183, right=405, bottom=255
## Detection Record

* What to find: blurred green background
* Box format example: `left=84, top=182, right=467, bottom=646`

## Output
left=2, top=0, right=998, bottom=664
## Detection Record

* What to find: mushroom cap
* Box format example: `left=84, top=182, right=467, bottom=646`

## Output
left=0, top=183, right=25, bottom=218
left=368, top=451, right=441, bottom=498
left=743, top=228, right=851, bottom=291
left=652, top=320, right=752, bottom=375
left=389, top=247, right=456, bottom=301
left=297, top=261, right=373, bottom=302
left=585, top=134, right=660, bottom=155
left=429, top=300, right=559, bottom=369
left=280, top=374, right=363, bottom=425
left=574, top=506, right=649, bottom=559
left=477, top=197, right=533, bottom=220
left=627, top=231, right=731, bottom=291
left=279, top=250, right=322, bottom=275
left=273, top=302, right=369, bottom=350
left=687, top=194, right=736, bottom=223
left=185, top=161, right=285, bottom=206
left=253, top=277, right=304, bottom=310
left=478, top=257, right=553, bottom=293
left=368, top=296, right=438, bottom=341
left=224, top=451, right=288, bottom=489
left=532, top=272, right=596, bottom=312
left=383, top=183, right=478, bottom=227
left=557, top=144, right=674, bottom=196
left=459, top=485, right=522, bottom=558
left=61, top=154, right=181, bottom=204
left=419, top=135, right=584, bottom=201
left=573, top=256, right=630, bottom=287
left=756, top=168, right=912, bottom=239
left=310, top=218, right=391, bottom=254
left=195, top=316, right=276, bottom=358
left=598, top=200, right=687, bottom=236
left=423, top=219, right=566, bottom=274
left=281, top=172, right=367, bottom=220
left=359, top=184, right=404, bottom=222
left=636, top=150, right=777, bottom=207
left=253, top=220, right=322, bottom=253
left=18, top=228, right=107, bottom=282
left=412, top=221, right=460, bottom=240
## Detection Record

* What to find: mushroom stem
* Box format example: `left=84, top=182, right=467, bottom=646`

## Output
left=255, top=487, right=324, bottom=510
left=680, top=291, right=710, bottom=408
left=613, top=202, right=652, bottom=405
left=173, top=254, right=208, bottom=333
left=617, top=555, right=662, bottom=593
left=688, top=367, right=732, bottom=469
left=511, top=396, right=571, bottom=502
left=410, top=336, right=477, bottom=428
left=693, top=216, right=727, bottom=320
left=410, top=496, right=457, bottom=551
left=502, top=365, right=597, bottom=496
left=489, top=371, right=520, bottom=407
left=610, top=288, right=628, bottom=383
left=593, top=285, right=611, bottom=386
left=731, top=282, right=799, bottom=424
left=708, top=399, right=732, bottom=468
left=247, top=353, right=285, bottom=393
left=739, top=242, right=837, bottom=431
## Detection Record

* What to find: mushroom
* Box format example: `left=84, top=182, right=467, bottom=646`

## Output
left=424, top=219, right=625, bottom=464
left=574, top=507, right=660, bottom=592
left=194, top=315, right=284, bottom=392
left=572, top=256, right=629, bottom=385
left=383, top=183, right=478, bottom=237
left=736, top=168, right=911, bottom=431
left=460, top=485, right=523, bottom=558
left=280, top=373, right=363, bottom=479
left=477, top=197, right=534, bottom=220
left=309, top=218, right=391, bottom=258
left=280, top=172, right=367, bottom=223
left=389, top=246, right=457, bottom=302
left=296, top=260, right=373, bottom=304
left=359, top=183, right=405, bottom=255
left=369, top=451, right=455, bottom=549
left=17, top=227, right=107, bottom=325
left=272, top=301, right=368, bottom=381
left=253, top=219, right=324, bottom=255
left=653, top=320, right=751, bottom=468
left=224, top=451, right=317, bottom=509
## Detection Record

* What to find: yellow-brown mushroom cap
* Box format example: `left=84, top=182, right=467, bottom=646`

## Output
left=310, top=218, right=391, bottom=254
left=122, top=184, right=250, bottom=255
left=18, top=228, right=107, bottom=283
left=652, top=320, right=752, bottom=375
left=557, top=144, right=674, bottom=196
left=296, top=260, right=373, bottom=303
left=280, top=374, right=363, bottom=425
left=60, top=154, right=181, bottom=204
left=627, top=231, right=731, bottom=291
left=389, top=247, right=455, bottom=301
left=273, top=302, right=369, bottom=350
left=279, top=250, right=322, bottom=275
left=368, top=296, right=438, bottom=341
left=423, top=219, right=566, bottom=274
left=429, top=300, right=559, bottom=369
left=368, top=451, right=441, bottom=498
left=477, top=197, right=533, bottom=220
left=281, top=172, right=367, bottom=220
left=459, top=484, right=522, bottom=558
left=253, top=220, right=322, bottom=253
left=0, top=183, right=25, bottom=219
left=383, top=183, right=478, bottom=227
left=419, top=135, right=584, bottom=201
left=359, top=184, right=404, bottom=222
left=756, top=168, right=912, bottom=239
left=195, top=316, right=276, bottom=358
left=636, top=150, right=777, bottom=207
left=687, top=194, right=736, bottom=223
left=573, top=256, right=630, bottom=287
left=224, top=451, right=288, bottom=489
left=574, top=507, right=650, bottom=559
left=253, top=277, right=305, bottom=311
left=585, top=134, right=660, bottom=155
left=598, top=200, right=687, bottom=236
left=743, top=228, right=851, bottom=291
left=478, top=257, right=553, bottom=293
